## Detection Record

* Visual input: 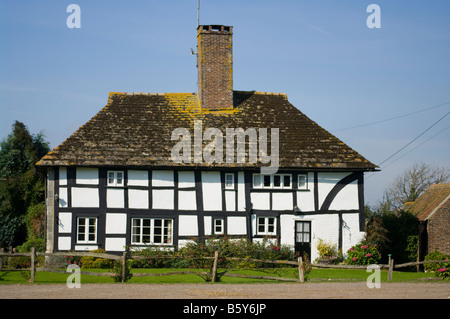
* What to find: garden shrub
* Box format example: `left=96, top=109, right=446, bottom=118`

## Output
left=316, top=238, right=338, bottom=260
left=424, top=250, right=449, bottom=279
left=345, top=241, right=381, bottom=265
left=65, top=249, right=115, bottom=269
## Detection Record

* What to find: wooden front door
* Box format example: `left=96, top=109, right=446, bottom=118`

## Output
left=295, top=221, right=311, bottom=258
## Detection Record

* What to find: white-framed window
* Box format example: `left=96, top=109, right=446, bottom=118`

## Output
left=131, top=218, right=173, bottom=245
left=252, top=174, right=291, bottom=189
left=213, top=218, right=224, bottom=235
left=77, top=217, right=97, bottom=243
left=225, top=173, right=234, bottom=189
left=107, top=170, right=124, bottom=187
left=257, top=217, right=276, bottom=235
left=298, top=174, right=308, bottom=190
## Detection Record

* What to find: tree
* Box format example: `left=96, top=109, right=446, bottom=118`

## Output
left=386, top=162, right=449, bottom=209
left=0, top=121, right=50, bottom=249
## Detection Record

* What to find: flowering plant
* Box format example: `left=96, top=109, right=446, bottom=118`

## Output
left=424, top=250, right=450, bottom=279
left=345, top=242, right=381, bottom=265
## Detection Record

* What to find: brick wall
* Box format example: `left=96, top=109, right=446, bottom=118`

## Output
left=427, top=199, right=450, bottom=255
left=197, top=25, right=233, bottom=109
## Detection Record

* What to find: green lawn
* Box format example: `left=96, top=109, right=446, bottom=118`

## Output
left=0, top=267, right=437, bottom=285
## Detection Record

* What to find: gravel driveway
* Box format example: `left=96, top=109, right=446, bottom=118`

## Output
left=1, top=282, right=449, bottom=299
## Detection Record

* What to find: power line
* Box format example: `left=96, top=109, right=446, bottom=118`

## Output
left=377, top=110, right=449, bottom=167
left=381, top=124, right=450, bottom=170
left=365, top=123, right=450, bottom=180
left=332, top=101, right=450, bottom=132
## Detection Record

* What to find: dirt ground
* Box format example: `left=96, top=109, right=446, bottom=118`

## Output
left=1, top=282, right=449, bottom=299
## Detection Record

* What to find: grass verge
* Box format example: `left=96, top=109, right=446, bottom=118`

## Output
left=0, top=267, right=438, bottom=285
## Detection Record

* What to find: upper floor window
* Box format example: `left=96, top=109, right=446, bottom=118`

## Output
left=225, top=173, right=234, bottom=189
left=298, top=174, right=308, bottom=190
left=108, top=171, right=124, bottom=187
left=253, top=174, right=291, bottom=189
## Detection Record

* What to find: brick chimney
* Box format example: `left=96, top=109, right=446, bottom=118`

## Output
left=197, top=25, right=233, bottom=109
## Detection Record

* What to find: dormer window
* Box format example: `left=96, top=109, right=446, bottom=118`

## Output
left=108, top=171, right=124, bottom=187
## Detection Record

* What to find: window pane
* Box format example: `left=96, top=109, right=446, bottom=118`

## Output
left=268, top=218, right=275, bottom=233
left=225, top=174, right=233, bottom=187
left=164, top=220, right=173, bottom=244
left=296, top=222, right=303, bottom=232
left=117, top=172, right=123, bottom=185
left=253, top=174, right=261, bottom=188
left=263, top=175, right=271, bottom=187
left=303, top=222, right=310, bottom=233
left=258, top=218, right=265, bottom=233
left=283, top=175, right=291, bottom=187
left=298, top=175, right=306, bottom=189
left=274, top=175, right=281, bottom=187
left=108, top=172, right=115, bottom=184
left=303, top=233, right=310, bottom=243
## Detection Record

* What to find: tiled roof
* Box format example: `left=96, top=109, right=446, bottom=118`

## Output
left=402, top=183, right=450, bottom=220
left=36, top=91, right=377, bottom=171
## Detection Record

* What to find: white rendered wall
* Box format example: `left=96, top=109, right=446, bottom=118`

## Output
left=227, top=216, right=247, bottom=235
left=201, top=171, right=222, bottom=211
left=59, top=187, right=68, bottom=208
left=105, top=238, right=126, bottom=251
left=317, top=172, right=351, bottom=208
left=76, top=168, right=98, bottom=185
left=152, top=189, right=174, bottom=209
left=329, top=180, right=359, bottom=210
left=105, top=213, right=127, bottom=234
left=152, top=170, right=174, bottom=187
left=237, top=172, right=245, bottom=211
left=58, top=212, right=72, bottom=233
left=59, top=167, right=67, bottom=185
left=128, top=189, right=149, bottom=209
left=178, top=190, right=196, bottom=210
left=297, top=172, right=315, bottom=212
left=71, top=187, right=99, bottom=207
left=179, top=215, right=198, bottom=236
left=107, top=188, right=125, bottom=208
left=58, top=236, right=71, bottom=250
left=128, top=170, right=148, bottom=186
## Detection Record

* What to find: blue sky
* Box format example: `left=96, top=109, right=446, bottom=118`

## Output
left=0, top=0, right=449, bottom=206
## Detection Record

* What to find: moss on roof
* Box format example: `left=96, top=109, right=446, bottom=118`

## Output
left=36, top=91, right=377, bottom=171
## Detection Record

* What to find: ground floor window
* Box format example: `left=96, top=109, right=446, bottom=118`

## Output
left=77, top=217, right=97, bottom=243
left=256, top=217, right=276, bottom=235
left=131, top=218, right=173, bottom=245
left=213, top=218, right=224, bottom=235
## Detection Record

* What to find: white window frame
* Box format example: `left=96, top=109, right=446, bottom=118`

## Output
left=107, top=170, right=124, bottom=187
left=256, top=217, right=276, bottom=235
left=225, top=173, right=234, bottom=189
left=77, top=217, right=97, bottom=244
left=131, top=218, right=173, bottom=245
left=298, top=174, right=308, bottom=190
left=252, top=174, right=292, bottom=189
left=213, top=218, right=224, bottom=235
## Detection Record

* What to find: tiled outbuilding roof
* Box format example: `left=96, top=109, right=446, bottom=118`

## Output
left=36, top=91, right=377, bottom=171
left=402, top=183, right=450, bottom=221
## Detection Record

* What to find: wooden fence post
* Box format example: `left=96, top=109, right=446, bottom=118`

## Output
left=212, top=251, right=219, bottom=283
left=298, top=256, right=304, bottom=282
left=388, top=257, right=394, bottom=282
left=30, top=247, right=35, bottom=283
left=122, top=251, right=127, bottom=283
